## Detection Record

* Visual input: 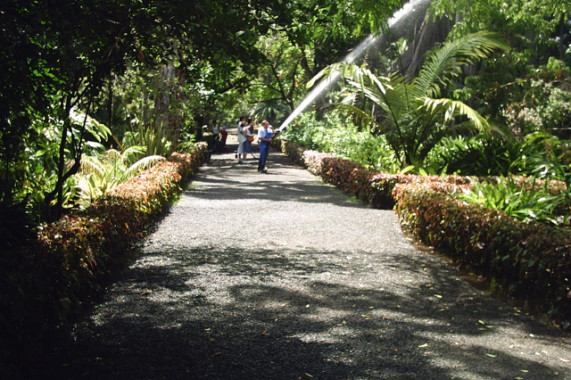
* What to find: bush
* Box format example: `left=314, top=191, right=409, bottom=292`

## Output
left=457, top=176, right=569, bottom=226
left=0, top=145, right=205, bottom=376
left=280, top=111, right=400, bottom=172
left=426, top=135, right=524, bottom=176
left=278, top=139, right=473, bottom=209
left=367, top=173, right=472, bottom=208
left=393, top=184, right=571, bottom=327
left=278, top=138, right=570, bottom=327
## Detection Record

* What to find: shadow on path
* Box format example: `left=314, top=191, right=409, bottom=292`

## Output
left=45, top=246, right=569, bottom=379
left=40, top=144, right=570, bottom=380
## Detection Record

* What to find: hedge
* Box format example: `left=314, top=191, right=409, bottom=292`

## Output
left=393, top=184, right=570, bottom=324
left=36, top=147, right=206, bottom=304
left=278, top=139, right=570, bottom=327
left=1, top=145, right=205, bottom=377
left=278, top=140, right=474, bottom=208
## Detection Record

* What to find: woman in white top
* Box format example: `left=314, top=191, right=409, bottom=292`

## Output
left=236, top=116, right=248, bottom=162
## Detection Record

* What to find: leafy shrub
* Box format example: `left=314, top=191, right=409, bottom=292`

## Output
left=169, top=144, right=206, bottom=179
left=279, top=139, right=473, bottom=209
left=281, top=111, right=400, bottom=172
left=74, top=147, right=166, bottom=209
left=277, top=140, right=309, bottom=167
left=502, top=77, right=571, bottom=138
left=393, top=184, right=570, bottom=327
left=310, top=33, right=508, bottom=167
left=301, top=150, right=336, bottom=177
left=35, top=150, right=203, bottom=313
left=426, top=135, right=524, bottom=176
left=319, top=157, right=373, bottom=197
left=367, top=173, right=472, bottom=208
left=457, top=176, right=569, bottom=225
left=511, top=132, right=571, bottom=186
left=1, top=145, right=205, bottom=376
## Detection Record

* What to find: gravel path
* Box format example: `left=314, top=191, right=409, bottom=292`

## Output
left=45, top=142, right=570, bottom=379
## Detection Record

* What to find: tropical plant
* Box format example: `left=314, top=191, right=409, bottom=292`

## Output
left=74, top=146, right=165, bottom=209
left=429, top=0, right=568, bottom=60
left=424, top=135, right=524, bottom=176
left=502, top=75, right=571, bottom=138
left=310, top=31, right=509, bottom=169
left=428, top=0, right=570, bottom=121
left=122, top=121, right=175, bottom=158
left=510, top=132, right=570, bottom=184
left=1, top=0, right=305, bottom=223
left=281, top=111, right=401, bottom=172
left=457, top=176, right=568, bottom=226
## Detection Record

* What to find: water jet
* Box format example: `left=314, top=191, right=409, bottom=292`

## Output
left=277, top=0, right=435, bottom=132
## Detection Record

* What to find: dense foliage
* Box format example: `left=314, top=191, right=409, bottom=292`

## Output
left=1, top=2, right=408, bottom=375
left=309, top=32, right=509, bottom=167
left=1, top=0, right=406, bottom=221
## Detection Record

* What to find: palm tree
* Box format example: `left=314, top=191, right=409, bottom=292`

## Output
left=310, top=31, right=509, bottom=168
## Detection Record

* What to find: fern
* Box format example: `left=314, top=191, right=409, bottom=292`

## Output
left=313, top=31, right=508, bottom=168
left=458, top=176, right=566, bottom=225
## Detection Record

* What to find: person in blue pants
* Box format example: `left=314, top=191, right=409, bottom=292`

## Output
left=257, top=120, right=274, bottom=173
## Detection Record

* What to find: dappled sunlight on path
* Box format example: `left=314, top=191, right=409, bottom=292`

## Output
left=45, top=144, right=571, bottom=379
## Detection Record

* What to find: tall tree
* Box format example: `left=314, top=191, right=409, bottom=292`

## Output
left=235, top=0, right=406, bottom=122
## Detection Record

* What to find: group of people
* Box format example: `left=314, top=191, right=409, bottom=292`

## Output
left=236, top=116, right=274, bottom=173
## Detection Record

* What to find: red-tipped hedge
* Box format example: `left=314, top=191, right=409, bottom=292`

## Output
left=278, top=138, right=570, bottom=325
left=2, top=146, right=206, bottom=366
left=279, top=140, right=474, bottom=208
left=393, top=184, right=570, bottom=324
left=36, top=148, right=205, bottom=303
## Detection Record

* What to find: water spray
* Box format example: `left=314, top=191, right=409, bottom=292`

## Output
left=276, top=0, right=432, bottom=133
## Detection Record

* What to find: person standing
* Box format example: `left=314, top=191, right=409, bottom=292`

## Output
left=212, top=123, right=220, bottom=151
left=236, top=116, right=248, bottom=162
left=219, top=125, right=228, bottom=152
left=257, top=120, right=274, bottom=173
left=243, top=118, right=255, bottom=161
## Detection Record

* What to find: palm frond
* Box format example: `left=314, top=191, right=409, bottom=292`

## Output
left=75, top=174, right=107, bottom=209
left=340, top=65, right=408, bottom=130
left=121, top=145, right=146, bottom=166
left=421, top=97, right=491, bottom=132
left=104, top=149, right=123, bottom=161
left=123, top=155, right=165, bottom=179
left=79, top=155, right=107, bottom=178
left=326, top=100, right=378, bottom=132
left=414, top=31, right=508, bottom=98
left=305, top=32, right=508, bottom=168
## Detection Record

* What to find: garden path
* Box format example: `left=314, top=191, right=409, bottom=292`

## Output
left=46, top=139, right=570, bottom=379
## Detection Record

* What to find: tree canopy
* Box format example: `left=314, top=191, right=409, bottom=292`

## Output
left=0, top=0, right=406, bottom=219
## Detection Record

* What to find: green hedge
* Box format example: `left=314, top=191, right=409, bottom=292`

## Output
left=1, top=146, right=205, bottom=377
left=278, top=139, right=570, bottom=327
